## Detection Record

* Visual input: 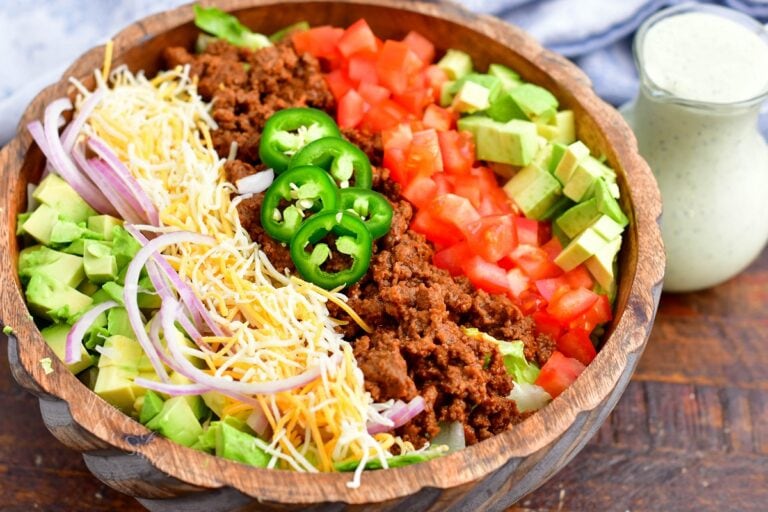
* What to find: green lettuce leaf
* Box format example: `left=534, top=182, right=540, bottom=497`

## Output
left=463, top=327, right=540, bottom=384
left=193, top=5, right=272, bottom=50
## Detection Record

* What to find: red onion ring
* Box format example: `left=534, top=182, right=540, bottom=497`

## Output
left=65, top=300, right=120, bottom=364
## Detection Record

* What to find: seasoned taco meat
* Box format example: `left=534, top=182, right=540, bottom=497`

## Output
left=165, top=39, right=555, bottom=447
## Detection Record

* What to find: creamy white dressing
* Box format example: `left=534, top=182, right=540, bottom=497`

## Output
left=625, top=7, right=768, bottom=291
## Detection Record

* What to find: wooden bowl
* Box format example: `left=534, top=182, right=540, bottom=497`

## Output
left=0, top=0, right=664, bottom=510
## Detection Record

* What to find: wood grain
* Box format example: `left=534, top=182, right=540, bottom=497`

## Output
left=0, top=0, right=663, bottom=510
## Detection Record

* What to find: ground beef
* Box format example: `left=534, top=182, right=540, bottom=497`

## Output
left=167, top=40, right=554, bottom=447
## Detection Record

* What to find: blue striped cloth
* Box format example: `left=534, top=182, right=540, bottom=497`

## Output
left=1, top=0, right=767, bottom=144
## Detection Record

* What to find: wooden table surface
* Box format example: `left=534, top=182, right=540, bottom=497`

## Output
left=1, top=247, right=766, bottom=512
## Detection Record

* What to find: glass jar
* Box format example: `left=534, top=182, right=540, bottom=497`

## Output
left=622, top=3, right=768, bottom=292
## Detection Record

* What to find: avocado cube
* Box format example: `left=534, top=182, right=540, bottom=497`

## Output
left=83, top=240, right=119, bottom=283
left=548, top=143, right=567, bottom=174
left=49, top=220, right=86, bottom=245
left=202, top=391, right=228, bottom=419
left=531, top=138, right=553, bottom=169
left=106, top=307, right=133, bottom=338
left=452, top=80, right=492, bottom=113
left=509, top=84, right=559, bottom=122
left=487, top=90, right=527, bottom=122
left=40, top=323, right=96, bottom=375
left=18, top=245, right=85, bottom=288
left=98, top=334, right=144, bottom=372
left=539, top=195, right=574, bottom=221
left=585, top=236, right=622, bottom=290
left=22, top=204, right=59, bottom=245
left=168, top=372, right=209, bottom=420
left=554, top=227, right=609, bottom=271
left=139, top=390, right=165, bottom=425
left=94, top=366, right=141, bottom=413
left=197, top=422, right=220, bottom=452
left=33, top=174, right=96, bottom=223
left=146, top=396, right=204, bottom=448
left=62, top=238, right=86, bottom=256
left=556, top=198, right=601, bottom=239
left=537, top=110, right=576, bottom=144
left=87, top=215, right=123, bottom=241
left=551, top=220, right=571, bottom=247
left=16, top=212, right=31, bottom=236
left=439, top=80, right=456, bottom=107
left=503, top=164, right=563, bottom=220
left=215, top=422, right=270, bottom=467
left=437, top=49, right=473, bottom=80
left=25, top=273, right=93, bottom=322
left=101, top=281, right=125, bottom=306
left=563, top=156, right=605, bottom=202
left=590, top=215, right=624, bottom=241
left=487, top=63, right=521, bottom=91
left=554, top=141, right=590, bottom=184
left=594, top=178, right=628, bottom=227
left=137, top=292, right=162, bottom=310
left=111, top=226, right=142, bottom=270
left=458, top=116, right=540, bottom=166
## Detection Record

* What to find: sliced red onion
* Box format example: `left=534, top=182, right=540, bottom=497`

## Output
left=88, top=136, right=160, bottom=225
left=65, top=300, right=119, bottom=364
left=134, top=377, right=211, bottom=396
left=27, top=120, right=53, bottom=179
left=61, top=89, right=105, bottom=153
left=236, top=169, right=274, bottom=195
left=42, top=98, right=114, bottom=214
left=160, top=299, right=332, bottom=395
left=71, top=144, right=136, bottom=221
left=123, top=230, right=217, bottom=381
left=126, top=225, right=225, bottom=337
left=246, top=408, right=271, bottom=438
left=367, top=396, right=426, bottom=435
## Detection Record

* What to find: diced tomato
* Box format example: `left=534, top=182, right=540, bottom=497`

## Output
left=393, top=88, right=431, bottom=116
left=382, top=123, right=413, bottom=150
left=547, top=287, right=599, bottom=323
left=557, top=328, right=597, bottom=365
left=506, top=267, right=530, bottom=298
left=376, top=40, right=424, bottom=95
left=411, top=209, right=464, bottom=246
left=535, top=276, right=568, bottom=302
left=438, top=130, right=475, bottom=175
left=292, top=26, right=344, bottom=59
left=465, top=214, right=517, bottom=262
left=510, top=244, right=563, bottom=280
left=433, top=241, right=472, bottom=275
left=515, top=217, right=540, bottom=246
left=360, top=99, right=411, bottom=131
left=479, top=187, right=514, bottom=216
left=540, top=236, right=563, bottom=262
left=402, top=176, right=437, bottom=210
left=402, top=31, right=435, bottom=64
left=428, top=193, right=481, bottom=232
left=450, top=174, right=481, bottom=208
left=337, top=19, right=378, bottom=57
left=462, top=256, right=510, bottom=295
left=517, top=289, right=548, bottom=315
left=568, top=294, right=612, bottom=333
left=337, top=89, right=366, bottom=128
left=532, top=310, right=563, bottom=340
left=431, top=172, right=452, bottom=196
left=324, top=70, right=353, bottom=101
left=358, top=82, right=390, bottom=105
left=535, top=351, right=586, bottom=398
left=564, top=265, right=594, bottom=290
left=383, top=147, right=407, bottom=183
left=348, top=52, right=379, bottom=84
left=424, top=65, right=449, bottom=101
left=422, top=104, right=455, bottom=132
left=402, top=129, right=443, bottom=180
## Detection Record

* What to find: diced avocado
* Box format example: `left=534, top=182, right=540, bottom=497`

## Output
left=487, top=63, right=521, bottom=91
left=90, top=287, right=113, bottom=305
left=452, top=81, right=492, bottom=113
left=269, top=20, right=309, bottom=43
left=112, top=226, right=142, bottom=270
left=551, top=221, right=570, bottom=247
left=87, top=215, right=123, bottom=241
left=49, top=220, right=86, bottom=245
left=531, top=139, right=553, bottom=169
left=98, top=335, right=144, bottom=372
left=62, top=238, right=86, bottom=256
left=594, top=178, right=628, bottom=227
left=106, top=307, right=133, bottom=338
left=40, top=323, right=95, bottom=375
left=25, top=273, right=93, bottom=322
left=539, top=195, right=574, bottom=221
left=554, top=227, right=609, bottom=271
left=33, top=174, right=96, bottom=223
left=585, top=236, right=622, bottom=291
left=196, top=422, right=219, bottom=452
left=503, top=164, right=563, bottom=220
left=83, top=240, right=118, bottom=283
left=139, top=390, right=165, bottom=425
left=101, top=281, right=125, bottom=306
left=137, top=292, right=162, bottom=310
left=486, top=90, right=527, bottom=122
left=556, top=199, right=601, bottom=239
left=202, top=391, right=228, bottom=418
left=537, top=110, right=576, bottom=144
left=168, top=372, right=209, bottom=420
left=146, top=396, right=204, bottom=448
left=590, top=215, right=624, bottom=241
left=94, top=366, right=141, bottom=414
left=77, top=279, right=99, bottom=295
left=215, top=422, right=270, bottom=467
left=22, top=204, right=59, bottom=245
left=554, top=141, right=590, bottom=184
left=78, top=366, right=100, bottom=389
left=18, top=245, right=85, bottom=288
left=437, top=49, right=473, bottom=80
left=439, top=80, right=456, bottom=107
left=16, top=212, right=31, bottom=236
left=548, top=142, right=567, bottom=174
left=509, top=84, right=558, bottom=122
left=563, top=156, right=605, bottom=202
left=458, top=116, right=539, bottom=166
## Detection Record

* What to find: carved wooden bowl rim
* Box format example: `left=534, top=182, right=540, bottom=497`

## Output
left=0, top=0, right=664, bottom=505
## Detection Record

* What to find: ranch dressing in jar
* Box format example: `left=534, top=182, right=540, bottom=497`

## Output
left=623, top=4, right=768, bottom=292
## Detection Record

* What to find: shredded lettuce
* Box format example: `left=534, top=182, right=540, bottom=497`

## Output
left=193, top=5, right=272, bottom=50
left=508, top=381, right=552, bottom=413
left=463, top=327, right=540, bottom=384
left=334, top=445, right=448, bottom=472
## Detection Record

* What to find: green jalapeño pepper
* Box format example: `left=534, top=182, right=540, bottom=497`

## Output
left=290, top=211, right=373, bottom=289
left=339, top=188, right=393, bottom=239
left=260, top=165, right=339, bottom=243
left=259, top=108, right=341, bottom=173
left=289, top=137, right=373, bottom=189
